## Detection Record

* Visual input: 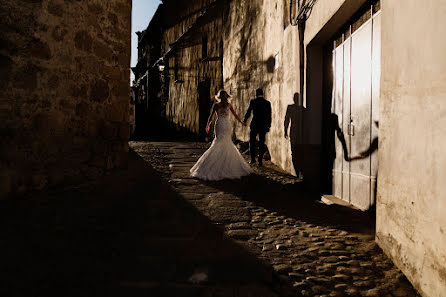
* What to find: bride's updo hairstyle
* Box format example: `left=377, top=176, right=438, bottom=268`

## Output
left=214, top=89, right=232, bottom=106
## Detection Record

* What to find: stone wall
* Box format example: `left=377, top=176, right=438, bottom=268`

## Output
left=162, top=0, right=223, bottom=135
left=0, top=0, right=131, bottom=198
left=376, top=1, right=446, bottom=296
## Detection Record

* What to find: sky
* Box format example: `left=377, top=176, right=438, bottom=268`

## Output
left=131, top=0, right=162, bottom=83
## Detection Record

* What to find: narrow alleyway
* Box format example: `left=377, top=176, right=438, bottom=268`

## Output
left=1, top=141, right=418, bottom=297
left=130, top=141, right=419, bottom=297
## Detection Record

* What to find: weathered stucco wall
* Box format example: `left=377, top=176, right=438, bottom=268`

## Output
left=0, top=0, right=131, bottom=198
left=376, top=1, right=446, bottom=296
left=224, top=0, right=301, bottom=175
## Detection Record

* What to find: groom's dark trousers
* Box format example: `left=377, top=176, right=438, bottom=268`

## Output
left=249, top=129, right=266, bottom=163
left=243, top=96, right=272, bottom=164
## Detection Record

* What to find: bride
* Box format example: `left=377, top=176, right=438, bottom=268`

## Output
left=190, top=90, right=253, bottom=180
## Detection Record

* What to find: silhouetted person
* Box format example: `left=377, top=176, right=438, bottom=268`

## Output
left=348, top=121, right=379, bottom=212
left=284, top=93, right=305, bottom=177
left=243, top=88, right=272, bottom=167
left=323, top=113, right=348, bottom=193
left=326, top=113, right=348, bottom=161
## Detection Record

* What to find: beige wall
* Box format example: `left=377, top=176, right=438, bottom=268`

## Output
left=224, top=0, right=301, bottom=175
left=224, top=0, right=368, bottom=181
left=0, top=0, right=131, bottom=198
left=376, top=1, right=446, bottom=296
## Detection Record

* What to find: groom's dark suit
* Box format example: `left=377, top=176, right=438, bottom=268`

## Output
left=243, top=96, right=272, bottom=165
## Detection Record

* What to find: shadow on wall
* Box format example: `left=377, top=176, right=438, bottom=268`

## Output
left=227, top=1, right=264, bottom=84
left=322, top=113, right=379, bottom=213
left=284, top=92, right=306, bottom=177
left=348, top=121, right=378, bottom=162
left=348, top=121, right=379, bottom=212
left=265, top=56, right=275, bottom=73
left=322, top=112, right=348, bottom=194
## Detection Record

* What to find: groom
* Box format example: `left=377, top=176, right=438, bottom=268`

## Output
left=243, top=88, right=272, bottom=166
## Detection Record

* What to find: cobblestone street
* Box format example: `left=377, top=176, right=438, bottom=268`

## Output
left=130, top=141, right=419, bottom=297
left=1, top=141, right=419, bottom=297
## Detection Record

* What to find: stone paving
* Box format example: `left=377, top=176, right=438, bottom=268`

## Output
left=1, top=140, right=419, bottom=297
left=130, top=141, right=419, bottom=297
left=2, top=147, right=286, bottom=297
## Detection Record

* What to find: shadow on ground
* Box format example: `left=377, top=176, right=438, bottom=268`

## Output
left=0, top=150, right=294, bottom=297
left=203, top=173, right=375, bottom=236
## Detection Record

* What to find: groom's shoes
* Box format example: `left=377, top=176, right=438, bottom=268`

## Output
left=249, top=160, right=256, bottom=165
left=258, top=160, right=263, bottom=167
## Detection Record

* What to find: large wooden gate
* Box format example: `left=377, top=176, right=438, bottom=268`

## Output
left=331, top=4, right=380, bottom=210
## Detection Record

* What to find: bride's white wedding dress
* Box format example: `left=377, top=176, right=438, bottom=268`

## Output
left=190, top=105, right=253, bottom=180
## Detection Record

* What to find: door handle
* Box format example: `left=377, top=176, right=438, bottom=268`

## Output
left=348, top=124, right=355, bottom=136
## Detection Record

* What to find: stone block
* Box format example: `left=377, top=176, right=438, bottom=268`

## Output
left=90, top=155, right=106, bottom=168
left=74, top=30, right=92, bottom=52
left=88, top=3, right=103, bottom=14
left=104, top=66, right=121, bottom=80
left=117, top=53, right=128, bottom=66
left=115, top=82, right=129, bottom=97
left=2, top=0, right=131, bottom=198
left=114, top=151, right=128, bottom=168
left=48, top=167, right=65, bottom=185
left=32, top=172, right=48, bottom=190
left=0, top=54, right=13, bottom=90
left=75, top=102, right=89, bottom=116
left=93, top=40, right=113, bottom=61
left=88, top=120, right=101, bottom=137
left=0, top=171, right=13, bottom=198
left=51, top=26, right=67, bottom=42
left=71, top=84, right=88, bottom=98
left=119, top=123, right=129, bottom=140
left=92, top=141, right=107, bottom=154
left=90, top=78, right=109, bottom=102
left=107, top=13, right=118, bottom=26
left=29, top=38, right=51, bottom=60
left=72, top=136, right=88, bottom=146
left=47, top=1, right=63, bottom=17
left=13, top=63, right=39, bottom=90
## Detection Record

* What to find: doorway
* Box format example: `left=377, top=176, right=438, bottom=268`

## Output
left=328, top=3, right=380, bottom=210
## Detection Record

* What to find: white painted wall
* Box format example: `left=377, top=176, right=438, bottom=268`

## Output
left=376, top=1, right=446, bottom=296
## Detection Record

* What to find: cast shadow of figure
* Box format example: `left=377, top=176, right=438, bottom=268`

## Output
left=284, top=93, right=306, bottom=178
left=348, top=121, right=379, bottom=213
left=348, top=121, right=378, bottom=161
left=328, top=113, right=348, bottom=161
left=323, top=113, right=349, bottom=193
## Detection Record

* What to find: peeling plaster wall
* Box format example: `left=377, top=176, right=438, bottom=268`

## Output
left=223, top=0, right=364, bottom=178
left=0, top=0, right=131, bottom=198
left=224, top=0, right=301, bottom=175
left=376, top=1, right=446, bottom=296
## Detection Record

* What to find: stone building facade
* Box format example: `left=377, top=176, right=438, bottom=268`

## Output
left=0, top=0, right=131, bottom=198
left=140, top=0, right=445, bottom=296
left=134, top=0, right=225, bottom=139
left=132, top=5, right=164, bottom=138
